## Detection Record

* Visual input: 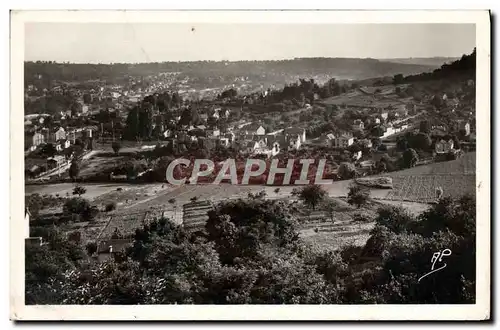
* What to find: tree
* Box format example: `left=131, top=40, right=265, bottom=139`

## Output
left=347, top=185, right=369, bottom=208
left=387, top=112, right=397, bottom=123
left=371, top=137, right=382, bottom=149
left=452, top=135, right=461, bottom=150
left=402, top=148, right=419, bottom=168
left=322, top=198, right=339, bottom=223
left=413, top=133, right=432, bottom=151
left=430, top=95, right=444, bottom=109
left=396, top=137, right=408, bottom=151
left=69, top=160, right=80, bottom=181
left=72, top=185, right=86, bottom=197
left=338, top=162, right=356, bottom=180
left=105, top=202, right=117, bottom=212
left=371, top=126, right=385, bottom=137
left=85, top=242, right=97, bottom=256
left=378, top=144, right=388, bottom=152
left=376, top=161, right=387, bottom=174
left=41, top=143, right=57, bottom=158
left=297, top=184, right=327, bottom=210
left=393, top=74, right=404, bottom=85
left=112, top=141, right=121, bottom=154
left=419, top=120, right=431, bottom=134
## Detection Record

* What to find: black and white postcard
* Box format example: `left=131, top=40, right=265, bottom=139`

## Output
left=10, top=10, right=491, bottom=321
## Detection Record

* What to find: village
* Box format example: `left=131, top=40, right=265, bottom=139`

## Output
left=18, top=14, right=484, bottom=310
left=24, top=77, right=475, bottom=184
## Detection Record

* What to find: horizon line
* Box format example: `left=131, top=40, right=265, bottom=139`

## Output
left=24, top=54, right=464, bottom=66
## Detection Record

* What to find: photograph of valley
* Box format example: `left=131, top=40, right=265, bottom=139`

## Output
left=19, top=17, right=483, bottom=312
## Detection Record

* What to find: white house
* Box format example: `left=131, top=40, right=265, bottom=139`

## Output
left=464, top=122, right=471, bottom=136
left=334, top=135, right=354, bottom=148
left=352, top=119, right=365, bottom=130
left=285, top=128, right=307, bottom=143
left=25, top=208, right=31, bottom=238
left=244, top=141, right=260, bottom=154
left=288, top=135, right=302, bottom=151
left=51, top=127, right=66, bottom=142
left=352, top=150, right=362, bottom=161
left=435, top=139, right=454, bottom=154
left=207, top=128, right=221, bottom=137
left=163, top=129, right=173, bottom=138
left=55, top=139, right=71, bottom=152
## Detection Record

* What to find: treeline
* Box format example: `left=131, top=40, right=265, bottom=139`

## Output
left=393, top=48, right=476, bottom=84
left=25, top=57, right=437, bottom=86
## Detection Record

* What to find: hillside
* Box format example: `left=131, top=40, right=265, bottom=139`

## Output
left=24, top=58, right=437, bottom=85
left=384, top=152, right=476, bottom=203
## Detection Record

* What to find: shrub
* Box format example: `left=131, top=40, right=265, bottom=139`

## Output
left=105, top=202, right=117, bottom=212
left=347, top=185, right=369, bottom=208
left=85, top=242, right=97, bottom=256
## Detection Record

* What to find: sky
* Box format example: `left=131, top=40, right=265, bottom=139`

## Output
left=24, top=23, right=476, bottom=63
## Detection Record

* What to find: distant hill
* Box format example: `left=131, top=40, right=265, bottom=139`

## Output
left=24, top=58, right=437, bottom=86
left=380, top=57, right=459, bottom=67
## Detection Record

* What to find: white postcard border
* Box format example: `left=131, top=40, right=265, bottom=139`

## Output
left=10, top=10, right=491, bottom=321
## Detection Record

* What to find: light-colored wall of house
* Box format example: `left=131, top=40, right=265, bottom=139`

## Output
left=435, top=140, right=454, bottom=153
left=25, top=213, right=30, bottom=238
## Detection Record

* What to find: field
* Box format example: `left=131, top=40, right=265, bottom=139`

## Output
left=321, top=87, right=406, bottom=109
left=385, top=152, right=476, bottom=203
left=26, top=153, right=475, bottom=247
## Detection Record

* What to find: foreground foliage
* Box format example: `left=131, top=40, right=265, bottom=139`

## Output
left=26, top=195, right=475, bottom=304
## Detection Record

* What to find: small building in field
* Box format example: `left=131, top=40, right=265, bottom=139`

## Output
left=46, top=155, right=67, bottom=170
left=435, top=139, right=454, bottom=154
left=334, top=134, right=354, bottom=148
left=96, top=238, right=134, bottom=263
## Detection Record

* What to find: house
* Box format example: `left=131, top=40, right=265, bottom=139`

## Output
left=47, top=155, right=67, bottom=170
left=463, top=122, right=471, bottom=136
left=96, top=238, right=134, bottom=263
left=374, top=117, right=381, bottom=124
left=244, top=124, right=266, bottom=136
left=244, top=141, right=260, bottom=154
left=383, top=126, right=395, bottom=138
left=284, top=128, right=307, bottom=143
left=163, top=129, right=173, bottom=138
left=199, top=113, right=209, bottom=122
left=26, top=132, right=45, bottom=150
left=334, top=134, right=354, bottom=148
left=25, top=237, right=43, bottom=247
left=284, top=135, right=299, bottom=151
left=25, top=208, right=31, bottom=238
left=55, top=139, right=71, bottom=152
left=352, top=150, right=362, bottom=161
left=51, top=127, right=66, bottom=142
left=218, top=137, right=231, bottom=147
left=224, top=132, right=236, bottom=143
left=435, top=139, right=454, bottom=154
left=207, top=128, right=221, bottom=137
left=357, top=139, right=373, bottom=149
left=352, top=119, right=365, bottom=130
